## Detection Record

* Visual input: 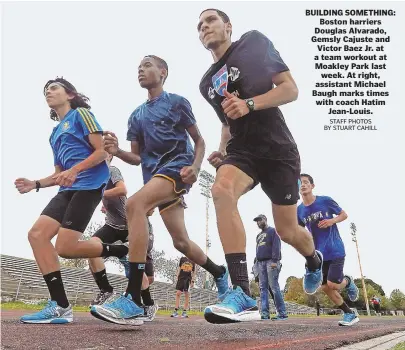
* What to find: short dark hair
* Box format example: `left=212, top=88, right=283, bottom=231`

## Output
left=43, top=77, right=90, bottom=121
left=300, top=173, right=314, bottom=184
left=200, top=8, right=230, bottom=23
left=144, top=55, right=169, bottom=84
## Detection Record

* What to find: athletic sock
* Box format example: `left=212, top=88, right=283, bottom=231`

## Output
left=338, top=302, right=354, bottom=314
left=43, top=271, right=69, bottom=308
left=101, top=243, right=128, bottom=258
left=305, top=251, right=321, bottom=272
left=225, top=253, right=251, bottom=297
left=125, top=262, right=145, bottom=306
left=201, top=257, right=226, bottom=279
left=141, top=287, right=154, bottom=306
left=93, top=269, right=113, bottom=293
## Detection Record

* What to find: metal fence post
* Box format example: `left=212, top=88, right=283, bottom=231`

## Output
left=74, top=276, right=81, bottom=306
left=15, top=268, right=25, bottom=301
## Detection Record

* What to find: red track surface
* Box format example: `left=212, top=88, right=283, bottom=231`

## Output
left=1, top=310, right=405, bottom=350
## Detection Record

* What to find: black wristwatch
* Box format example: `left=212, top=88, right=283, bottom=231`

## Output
left=245, top=98, right=255, bottom=112
left=35, top=181, right=41, bottom=192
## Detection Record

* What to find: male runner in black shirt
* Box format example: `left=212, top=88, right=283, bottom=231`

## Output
left=198, top=9, right=323, bottom=323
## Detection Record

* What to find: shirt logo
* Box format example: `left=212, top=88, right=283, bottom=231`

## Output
left=229, top=67, right=240, bottom=82
left=63, top=121, right=70, bottom=130
left=208, top=87, right=215, bottom=100
left=212, top=64, right=228, bottom=97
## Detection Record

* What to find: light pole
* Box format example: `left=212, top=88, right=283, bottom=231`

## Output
left=199, top=170, right=215, bottom=289
left=350, top=222, right=371, bottom=316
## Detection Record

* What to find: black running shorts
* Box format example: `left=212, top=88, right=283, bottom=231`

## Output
left=41, top=187, right=103, bottom=233
left=92, top=224, right=128, bottom=243
left=176, top=278, right=191, bottom=292
left=219, top=148, right=301, bottom=205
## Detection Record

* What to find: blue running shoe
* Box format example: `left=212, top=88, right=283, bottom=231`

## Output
left=215, top=266, right=231, bottom=301
left=204, top=286, right=260, bottom=324
left=90, top=293, right=143, bottom=326
left=20, top=300, right=73, bottom=324
left=119, top=255, right=130, bottom=279
left=303, top=250, right=323, bottom=295
left=261, top=314, right=270, bottom=320
left=338, top=312, right=359, bottom=326
left=345, top=275, right=359, bottom=302
left=271, top=315, right=289, bottom=321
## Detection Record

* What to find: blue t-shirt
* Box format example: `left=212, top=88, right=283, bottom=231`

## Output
left=297, top=196, right=345, bottom=260
left=256, top=226, right=281, bottom=262
left=50, top=108, right=110, bottom=192
left=126, top=91, right=196, bottom=184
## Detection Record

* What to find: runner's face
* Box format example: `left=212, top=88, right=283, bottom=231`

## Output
left=138, top=57, right=164, bottom=88
left=197, top=10, right=231, bottom=49
left=44, top=83, right=72, bottom=109
left=300, top=177, right=314, bottom=195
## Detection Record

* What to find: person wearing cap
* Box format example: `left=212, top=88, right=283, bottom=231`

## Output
left=14, top=77, right=127, bottom=324
left=254, top=214, right=288, bottom=320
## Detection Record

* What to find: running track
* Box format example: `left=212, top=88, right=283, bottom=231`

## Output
left=1, top=311, right=405, bottom=350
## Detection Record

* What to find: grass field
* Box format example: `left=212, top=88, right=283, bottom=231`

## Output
left=391, top=342, right=405, bottom=350
left=0, top=301, right=204, bottom=316
left=1, top=301, right=380, bottom=319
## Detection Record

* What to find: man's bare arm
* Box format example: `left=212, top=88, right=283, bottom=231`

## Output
left=332, top=210, right=348, bottom=224
left=252, top=71, right=299, bottom=110
left=38, top=166, right=63, bottom=188
left=186, top=124, right=205, bottom=170
left=218, top=124, right=231, bottom=155
left=72, top=133, right=108, bottom=173
left=103, top=181, right=127, bottom=198
left=115, top=142, right=141, bottom=166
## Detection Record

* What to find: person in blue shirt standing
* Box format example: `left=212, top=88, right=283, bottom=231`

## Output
left=90, top=56, right=229, bottom=326
left=254, top=214, right=288, bottom=321
left=297, top=174, right=360, bottom=326
left=14, top=78, right=128, bottom=324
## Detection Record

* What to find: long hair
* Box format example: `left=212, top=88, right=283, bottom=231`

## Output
left=43, top=77, right=91, bottom=121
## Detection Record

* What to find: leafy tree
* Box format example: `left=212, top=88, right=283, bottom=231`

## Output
left=250, top=279, right=260, bottom=298
left=390, top=289, right=405, bottom=310
left=284, top=277, right=307, bottom=304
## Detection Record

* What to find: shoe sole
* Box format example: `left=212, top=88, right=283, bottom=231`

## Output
left=348, top=286, right=360, bottom=302
left=20, top=317, right=73, bottom=324
left=338, top=317, right=360, bottom=326
left=204, top=310, right=261, bottom=324
left=90, top=308, right=143, bottom=326
left=303, top=250, right=324, bottom=295
left=141, top=305, right=159, bottom=322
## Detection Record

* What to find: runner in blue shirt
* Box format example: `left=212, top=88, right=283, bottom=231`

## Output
left=90, top=56, right=229, bottom=326
left=15, top=78, right=128, bottom=324
left=297, top=173, right=360, bottom=326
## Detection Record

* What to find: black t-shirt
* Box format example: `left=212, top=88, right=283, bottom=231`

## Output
left=199, top=30, right=298, bottom=159
left=178, top=257, right=195, bottom=281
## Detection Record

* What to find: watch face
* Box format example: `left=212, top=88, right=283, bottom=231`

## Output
left=248, top=100, right=254, bottom=106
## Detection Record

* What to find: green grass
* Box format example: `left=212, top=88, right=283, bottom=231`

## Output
left=0, top=301, right=89, bottom=312
left=0, top=301, right=204, bottom=315
left=390, top=342, right=405, bottom=350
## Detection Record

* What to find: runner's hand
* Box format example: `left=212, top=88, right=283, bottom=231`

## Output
left=207, top=151, right=225, bottom=168
left=103, top=131, right=119, bottom=155
left=14, top=178, right=36, bottom=194
left=180, top=165, right=199, bottom=184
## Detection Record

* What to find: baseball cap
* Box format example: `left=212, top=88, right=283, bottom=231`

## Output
left=253, top=214, right=267, bottom=221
